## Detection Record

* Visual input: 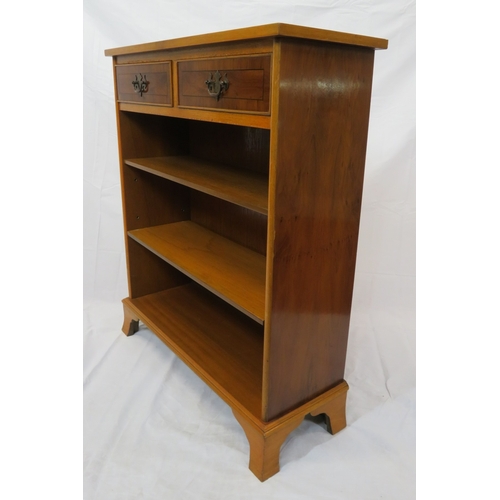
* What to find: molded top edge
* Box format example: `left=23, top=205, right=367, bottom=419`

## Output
left=104, top=23, right=388, bottom=56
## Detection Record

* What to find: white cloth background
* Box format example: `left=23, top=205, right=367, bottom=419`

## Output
left=83, top=1, right=415, bottom=498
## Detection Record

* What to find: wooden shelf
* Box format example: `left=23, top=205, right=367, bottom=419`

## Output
left=125, top=283, right=263, bottom=418
left=128, top=221, right=266, bottom=323
left=125, top=156, right=269, bottom=215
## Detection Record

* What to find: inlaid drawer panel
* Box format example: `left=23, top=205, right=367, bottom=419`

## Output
left=116, top=63, right=172, bottom=105
left=178, top=55, right=271, bottom=114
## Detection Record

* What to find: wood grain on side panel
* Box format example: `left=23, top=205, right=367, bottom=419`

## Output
left=264, top=39, right=375, bottom=420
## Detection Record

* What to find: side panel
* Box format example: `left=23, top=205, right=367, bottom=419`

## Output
left=264, top=39, right=375, bottom=420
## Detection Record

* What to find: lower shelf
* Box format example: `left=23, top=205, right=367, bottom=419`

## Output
left=124, top=282, right=264, bottom=419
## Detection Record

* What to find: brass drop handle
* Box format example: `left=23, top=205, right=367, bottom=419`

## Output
left=132, top=74, right=149, bottom=96
left=205, top=70, right=229, bottom=101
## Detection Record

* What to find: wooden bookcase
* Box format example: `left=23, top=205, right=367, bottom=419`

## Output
left=105, top=23, right=387, bottom=481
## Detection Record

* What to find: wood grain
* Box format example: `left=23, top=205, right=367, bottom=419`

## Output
left=117, top=112, right=191, bottom=297
left=115, top=39, right=273, bottom=65
left=178, top=55, right=271, bottom=113
left=233, top=408, right=303, bottom=481
left=105, top=23, right=388, bottom=56
left=127, top=237, right=190, bottom=298
left=118, top=102, right=271, bottom=129
left=263, top=39, right=375, bottom=420
left=309, top=388, right=348, bottom=435
left=116, top=62, right=172, bottom=105
left=125, top=283, right=264, bottom=418
left=232, top=380, right=348, bottom=481
left=190, top=192, right=268, bottom=256
left=189, top=121, right=270, bottom=175
left=128, top=221, right=266, bottom=323
left=125, top=155, right=269, bottom=214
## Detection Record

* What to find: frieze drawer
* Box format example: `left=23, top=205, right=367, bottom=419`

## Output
left=178, top=55, right=271, bottom=114
left=116, top=62, right=172, bottom=106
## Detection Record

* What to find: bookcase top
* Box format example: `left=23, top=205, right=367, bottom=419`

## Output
left=105, top=23, right=388, bottom=56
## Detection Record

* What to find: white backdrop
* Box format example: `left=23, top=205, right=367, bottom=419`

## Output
left=83, top=1, right=415, bottom=498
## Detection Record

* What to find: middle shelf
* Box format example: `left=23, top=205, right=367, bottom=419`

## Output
left=128, top=220, right=266, bottom=323
left=125, top=156, right=269, bottom=215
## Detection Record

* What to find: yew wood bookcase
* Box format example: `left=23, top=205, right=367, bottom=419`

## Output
left=105, top=23, right=387, bottom=481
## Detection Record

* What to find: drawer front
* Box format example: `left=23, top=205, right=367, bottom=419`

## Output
left=178, top=55, right=271, bottom=114
left=116, top=63, right=172, bottom=105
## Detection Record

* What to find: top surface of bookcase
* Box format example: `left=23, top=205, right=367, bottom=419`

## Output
left=104, top=23, right=388, bottom=56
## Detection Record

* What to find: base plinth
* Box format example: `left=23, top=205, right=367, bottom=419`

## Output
left=233, top=381, right=348, bottom=481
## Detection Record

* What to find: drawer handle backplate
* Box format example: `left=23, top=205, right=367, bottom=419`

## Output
left=205, top=71, right=229, bottom=101
left=132, top=74, right=150, bottom=96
